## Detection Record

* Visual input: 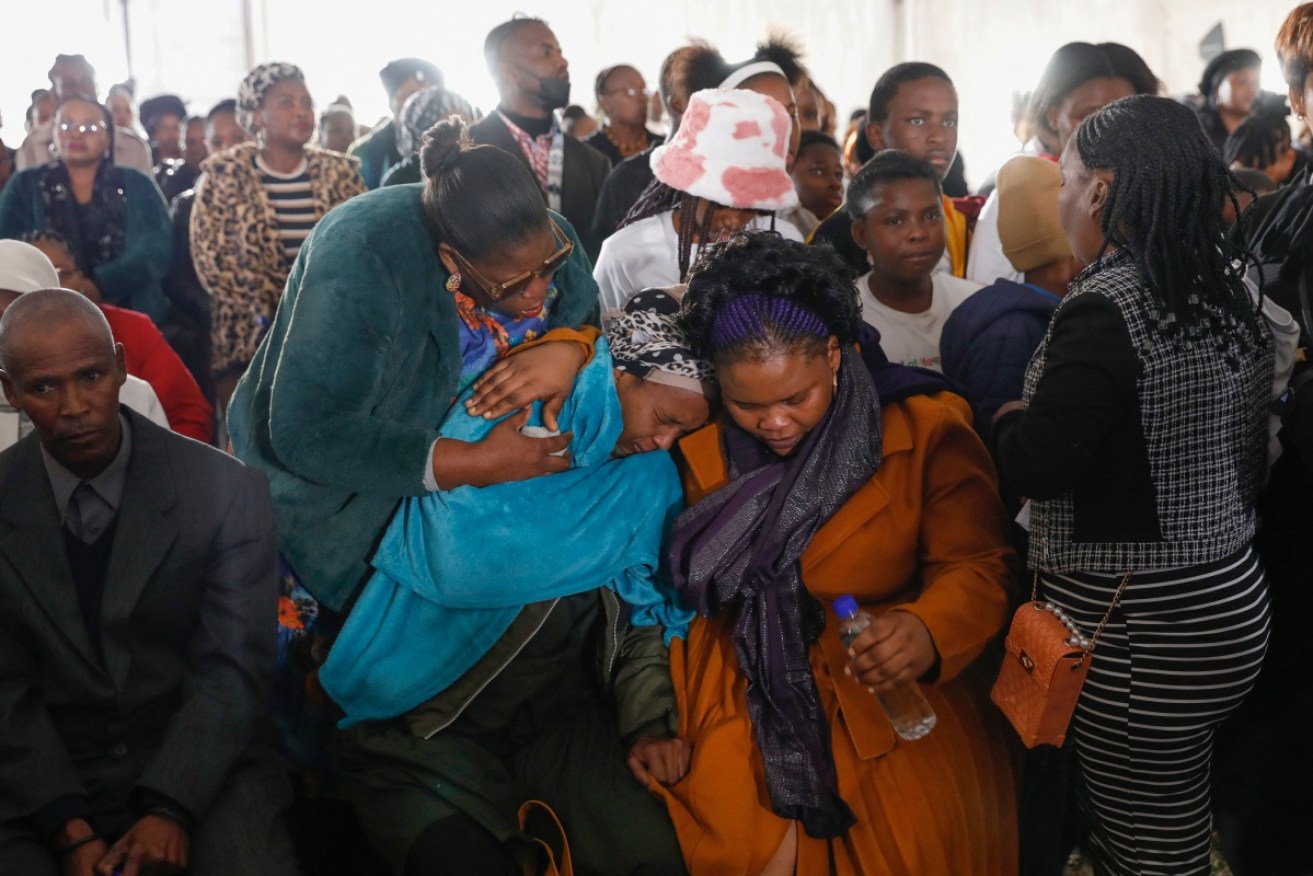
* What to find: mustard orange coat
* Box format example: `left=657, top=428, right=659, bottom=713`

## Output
left=659, top=391, right=1019, bottom=875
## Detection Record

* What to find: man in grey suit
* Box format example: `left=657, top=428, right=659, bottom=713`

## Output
left=0, top=288, right=298, bottom=875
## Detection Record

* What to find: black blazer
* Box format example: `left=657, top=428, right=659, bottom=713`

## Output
left=469, top=112, right=612, bottom=260
left=0, top=408, right=280, bottom=826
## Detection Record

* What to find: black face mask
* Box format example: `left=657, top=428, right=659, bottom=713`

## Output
left=518, top=65, right=571, bottom=111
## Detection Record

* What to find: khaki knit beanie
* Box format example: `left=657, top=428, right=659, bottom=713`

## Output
left=997, top=155, right=1072, bottom=273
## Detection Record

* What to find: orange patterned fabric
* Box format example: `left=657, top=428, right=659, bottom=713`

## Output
left=659, top=392, right=1020, bottom=875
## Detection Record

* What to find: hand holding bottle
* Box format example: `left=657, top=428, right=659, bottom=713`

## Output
left=843, top=610, right=938, bottom=692
left=834, top=596, right=938, bottom=741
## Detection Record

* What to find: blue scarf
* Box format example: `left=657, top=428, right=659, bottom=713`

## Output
left=320, top=341, right=692, bottom=726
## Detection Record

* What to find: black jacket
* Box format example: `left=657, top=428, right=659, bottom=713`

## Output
left=469, top=113, right=611, bottom=261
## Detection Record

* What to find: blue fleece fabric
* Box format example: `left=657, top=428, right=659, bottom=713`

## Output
left=319, top=340, right=692, bottom=726
left=939, top=279, right=1060, bottom=436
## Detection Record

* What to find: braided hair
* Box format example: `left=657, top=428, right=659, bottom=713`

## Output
left=619, top=181, right=773, bottom=283
left=1073, top=94, right=1263, bottom=347
left=679, top=230, right=860, bottom=363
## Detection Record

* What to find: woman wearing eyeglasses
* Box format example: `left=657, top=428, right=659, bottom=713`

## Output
left=228, top=116, right=688, bottom=873
left=0, top=96, right=172, bottom=321
left=582, top=65, right=661, bottom=166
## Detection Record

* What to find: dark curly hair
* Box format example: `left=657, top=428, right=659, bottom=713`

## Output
left=679, top=230, right=860, bottom=364
left=1074, top=94, right=1262, bottom=347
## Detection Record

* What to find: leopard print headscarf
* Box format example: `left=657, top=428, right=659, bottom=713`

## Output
left=605, top=286, right=715, bottom=396
left=237, top=61, right=305, bottom=134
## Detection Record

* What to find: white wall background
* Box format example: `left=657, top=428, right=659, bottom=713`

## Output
left=1, top=0, right=1302, bottom=188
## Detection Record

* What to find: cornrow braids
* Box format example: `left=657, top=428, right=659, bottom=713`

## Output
left=680, top=230, right=860, bottom=364
left=1075, top=95, right=1263, bottom=352
left=710, top=294, right=829, bottom=352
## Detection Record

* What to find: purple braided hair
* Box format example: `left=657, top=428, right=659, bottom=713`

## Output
left=709, top=294, right=829, bottom=354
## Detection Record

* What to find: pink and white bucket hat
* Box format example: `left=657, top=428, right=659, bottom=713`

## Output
left=650, top=88, right=799, bottom=211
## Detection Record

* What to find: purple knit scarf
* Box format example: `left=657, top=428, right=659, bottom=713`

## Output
left=668, top=345, right=882, bottom=838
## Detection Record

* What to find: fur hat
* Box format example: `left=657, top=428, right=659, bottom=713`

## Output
left=138, top=94, right=187, bottom=132
left=0, top=241, right=60, bottom=293
left=650, top=88, right=798, bottom=211
left=380, top=59, right=444, bottom=97
left=996, top=155, right=1071, bottom=273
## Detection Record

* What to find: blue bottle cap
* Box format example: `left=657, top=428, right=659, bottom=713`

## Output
left=833, top=594, right=859, bottom=618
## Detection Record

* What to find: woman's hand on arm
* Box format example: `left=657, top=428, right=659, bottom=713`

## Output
left=626, top=736, right=692, bottom=787
left=466, top=340, right=588, bottom=431
left=430, top=408, right=572, bottom=489
left=843, top=610, right=938, bottom=693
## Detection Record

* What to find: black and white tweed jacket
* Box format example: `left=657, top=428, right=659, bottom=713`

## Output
left=1024, top=256, right=1273, bottom=573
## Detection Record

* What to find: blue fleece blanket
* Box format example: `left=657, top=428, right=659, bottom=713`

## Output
left=319, top=341, right=691, bottom=726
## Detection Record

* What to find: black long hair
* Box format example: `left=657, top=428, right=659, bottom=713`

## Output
left=1074, top=94, right=1262, bottom=346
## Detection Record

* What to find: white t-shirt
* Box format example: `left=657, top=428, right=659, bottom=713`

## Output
left=965, top=190, right=1023, bottom=286
left=593, top=210, right=803, bottom=314
left=856, top=271, right=982, bottom=371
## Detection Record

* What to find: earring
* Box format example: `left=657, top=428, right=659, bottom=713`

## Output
left=832, top=371, right=839, bottom=392
left=445, top=272, right=462, bottom=293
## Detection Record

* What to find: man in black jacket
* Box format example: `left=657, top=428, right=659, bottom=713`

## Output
left=471, top=17, right=611, bottom=259
left=0, top=289, right=297, bottom=875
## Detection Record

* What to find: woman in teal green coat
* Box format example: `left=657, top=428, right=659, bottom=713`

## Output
left=228, top=120, right=602, bottom=615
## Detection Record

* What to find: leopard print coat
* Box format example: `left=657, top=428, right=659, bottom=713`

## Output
left=190, top=142, right=366, bottom=376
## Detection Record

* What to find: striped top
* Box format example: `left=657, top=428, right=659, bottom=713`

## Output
left=255, top=153, right=316, bottom=261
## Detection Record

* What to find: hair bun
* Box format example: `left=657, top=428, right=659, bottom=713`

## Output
left=420, top=116, right=469, bottom=181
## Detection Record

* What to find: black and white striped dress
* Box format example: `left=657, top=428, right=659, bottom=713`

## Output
left=1040, top=548, right=1270, bottom=875
left=1000, top=256, right=1276, bottom=875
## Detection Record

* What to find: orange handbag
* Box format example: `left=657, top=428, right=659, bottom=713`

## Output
left=991, top=570, right=1131, bottom=748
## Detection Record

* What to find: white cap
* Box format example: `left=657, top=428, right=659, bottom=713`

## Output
left=0, top=241, right=60, bottom=294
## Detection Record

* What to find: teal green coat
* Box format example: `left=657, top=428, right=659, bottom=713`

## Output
left=227, top=184, right=599, bottom=611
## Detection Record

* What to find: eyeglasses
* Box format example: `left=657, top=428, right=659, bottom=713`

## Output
left=448, top=218, right=574, bottom=301
left=608, top=87, right=652, bottom=100
left=57, top=122, right=105, bottom=135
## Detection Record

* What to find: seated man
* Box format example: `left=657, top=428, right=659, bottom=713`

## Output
left=21, top=232, right=213, bottom=443
left=0, top=240, right=169, bottom=448
left=0, top=288, right=297, bottom=875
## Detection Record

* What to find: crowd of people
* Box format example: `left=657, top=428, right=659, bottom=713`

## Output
left=1, top=5, right=1312, bottom=876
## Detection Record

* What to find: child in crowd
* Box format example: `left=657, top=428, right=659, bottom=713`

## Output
left=848, top=150, right=981, bottom=371
left=811, top=62, right=973, bottom=278
left=940, top=155, right=1078, bottom=437
left=789, top=130, right=844, bottom=236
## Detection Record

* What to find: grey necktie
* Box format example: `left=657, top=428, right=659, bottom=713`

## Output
left=65, top=482, right=111, bottom=544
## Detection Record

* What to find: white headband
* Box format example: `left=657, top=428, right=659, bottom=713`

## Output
left=718, top=61, right=787, bottom=90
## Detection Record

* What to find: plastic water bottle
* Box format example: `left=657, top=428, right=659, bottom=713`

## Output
left=833, top=594, right=937, bottom=741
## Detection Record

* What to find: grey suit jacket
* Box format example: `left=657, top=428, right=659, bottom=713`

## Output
left=469, top=112, right=612, bottom=260
left=0, top=407, right=280, bottom=825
